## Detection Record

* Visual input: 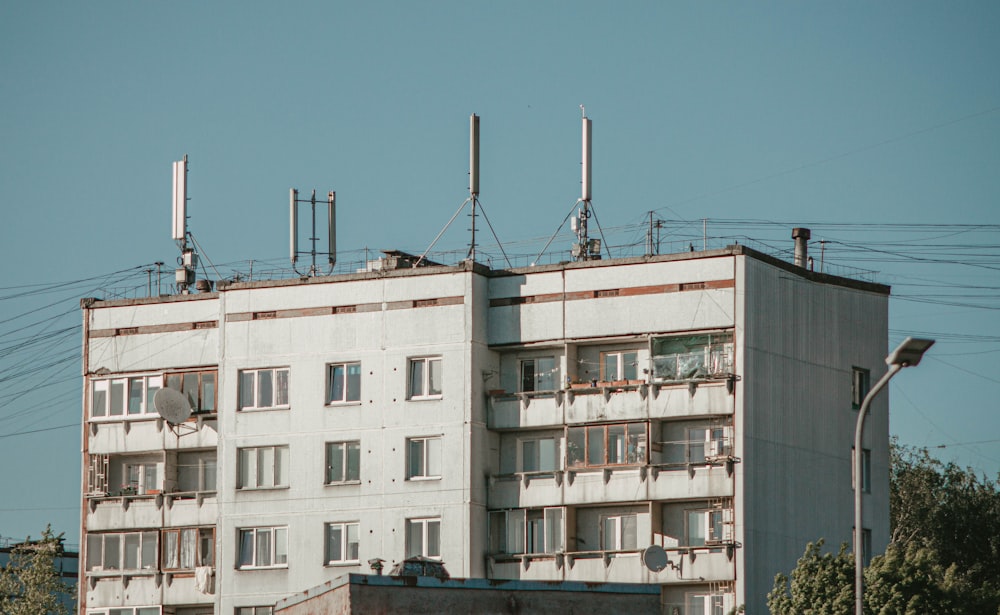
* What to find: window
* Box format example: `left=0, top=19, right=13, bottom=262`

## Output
left=161, top=527, right=214, bottom=570
left=601, top=513, right=637, bottom=551
left=124, top=462, right=159, bottom=494
left=325, top=441, right=361, bottom=484
left=852, top=447, right=872, bottom=493
left=238, top=446, right=289, bottom=489
left=687, top=427, right=729, bottom=464
left=406, top=518, right=441, bottom=559
left=178, top=451, right=217, bottom=492
left=852, top=367, right=871, bottom=409
left=408, top=357, right=442, bottom=399
left=520, top=357, right=557, bottom=392
left=326, top=362, right=361, bottom=404
left=686, top=593, right=728, bottom=615
left=651, top=332, right=733, bottom=380
left=520, top=437, right=558, bottom=473
left=489, top=508, right=564, bottom=555
left=239, top=368, right=289, bottom=410
left=600, top=350, right=638, bottom=381
left=686, top=508, right=731, bottom=546
left=325, top=522, right=360, bottom=564
left=237, top=527, right=288, bottom=569
left=407, top=436, right=441, bottom=479
left=89, top=609, right=161, bottom=615
left=86, top=531, right=157, bottom=572
left=165, top=369, right=217, bottom=413
left=235, top=608, right=272, bottom=615
left=91, top=375, right=163, bottom=418
left=567, top=423, right=647, bottom=468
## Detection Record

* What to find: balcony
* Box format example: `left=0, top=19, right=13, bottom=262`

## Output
left=87, top=492, right=217, bottom=531
left=488, top=546, right=735, bottom=583
left=489, top=462, right=735, bottom=510
left=88, top=414, right=218, bottom=454
left=488, top=381, right=733, bottom=430
left=85, top=569, right=214, bottom=604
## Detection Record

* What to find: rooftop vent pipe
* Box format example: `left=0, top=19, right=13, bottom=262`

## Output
left=792, top=227, right=811, bottom=268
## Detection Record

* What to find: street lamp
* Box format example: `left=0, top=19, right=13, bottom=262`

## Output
left=854, top=337, right=934, bottom=615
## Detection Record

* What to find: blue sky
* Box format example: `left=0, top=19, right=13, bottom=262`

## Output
left=1, top=2, right=998, bottom=548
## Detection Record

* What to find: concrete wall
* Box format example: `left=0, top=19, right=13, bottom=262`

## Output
left=735, top=255, right=889, bottom=612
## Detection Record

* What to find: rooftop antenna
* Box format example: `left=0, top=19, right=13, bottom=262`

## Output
left=532, top=107, right=611, bottom=265
left=171, top=155, right=198, bottom=293
left=290, top=188, right=336, bottom=277
left=414, top=114, right=511, bottom=268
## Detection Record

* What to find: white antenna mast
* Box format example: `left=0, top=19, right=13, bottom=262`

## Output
left=290, top=188, right=337, bottom=276
left=415, top=114, right=511, bottom=269
left=171, top=155, right=198, bottom=293
left=532, top=106, right=609, bottom=265
left=572, top=108, right=603, bottom=261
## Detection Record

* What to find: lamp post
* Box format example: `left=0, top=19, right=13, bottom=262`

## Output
left=854, top=337, right=934, bottom=615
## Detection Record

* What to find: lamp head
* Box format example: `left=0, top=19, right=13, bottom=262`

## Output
left=885, top=337, right=935, bottom=367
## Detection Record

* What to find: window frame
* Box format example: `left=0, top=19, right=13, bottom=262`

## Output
left=238, top=367, right=290, bottom=411
left=566, top=422, right=648, bottom=468
left=326, top=361, right=362, bottom=405
left=235, top=607, right=273, bottom=615
left=86, top=531, right=158, bottom=573
left=405, top=517, right=441, bottom=559
left=325, top=440, right=361, bottom=484
left=853, top=447, right=872, bottom=493
left=177, top=450, right=218, bottom=493
left=600, top=513, right=638, bottom=551
left=164, top=369, right=217, bottom=414
left=686, top=426, right=730, bottom=465
left=650, top=331, right=734, bottom=381
left=852, top=366, right=871, bottom=410
left=518, top=437, right=559, bottom=473
left=407, top=357, right=443, bottom=400
left=90, top=373, right=172, bottom=420
left=237, top=526, right=288, bottom=569
left=489, top=507, right=564, bottom=555
left=600, top=350, right=639, bottom=382
left=160, top=527, right=215, bottom=571
left=519, top=356, right=558, bottom=392
left=123, top=461, right=159, bottom=494
left=406, top=436, right=442, bottom=480
left=237, top=445, right=290, bottom=490
left=324, top=522, right=361, bottom=565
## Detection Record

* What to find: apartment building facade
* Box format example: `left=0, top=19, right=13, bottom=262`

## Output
left=79, top=244, right=890, bottom=614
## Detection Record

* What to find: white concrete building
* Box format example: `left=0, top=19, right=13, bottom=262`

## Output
left=79, top=242, right=890, bottom=614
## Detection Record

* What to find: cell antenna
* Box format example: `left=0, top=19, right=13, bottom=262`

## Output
left=415, top=114, right=511, bottom=269
left=531, top=107, right=610, bottom=265
left=172, top=156, right=188, bottom=247
left=290, top=188, right=337, bottom=276
left=171, top=155, right=199, bottom=293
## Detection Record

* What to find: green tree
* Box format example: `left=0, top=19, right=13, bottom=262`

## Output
left=890, top=441, right=1000, bottom=615
left=767, top=540, right=855, bottom=615
left=0, top=525, right=72, bottom=615
left=770, top=442, right=1000, bottom=614
left=768, top=541, right=964, bottom=615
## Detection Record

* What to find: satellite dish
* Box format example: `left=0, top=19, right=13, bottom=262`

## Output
left=153, top=388, right=193, bottom=424
left=642, top=545, right=669, bottom=572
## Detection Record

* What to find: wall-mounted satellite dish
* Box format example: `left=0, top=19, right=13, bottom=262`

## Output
left=642, top=545, right=669, bottom=572
left=153, top=388, right=193, bottom=424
